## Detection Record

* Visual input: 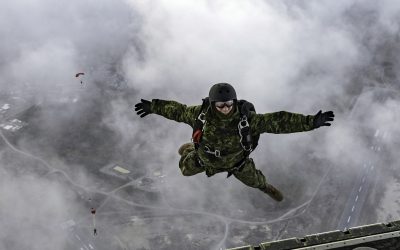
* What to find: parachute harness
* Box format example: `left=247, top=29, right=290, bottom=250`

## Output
left=191, top=98, right=257, bottom=177
left=204, top=145, right=221, bottom=158
left=192, top=111, right=207, bottom=147
left=226, top=114, right=253, bottom=178
left=192, top=98, right=210, bottom=150
left=238, top=115, right=253, bottom=152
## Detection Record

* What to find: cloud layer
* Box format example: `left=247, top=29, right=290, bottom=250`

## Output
left=1, top=0, right=400, bottom=249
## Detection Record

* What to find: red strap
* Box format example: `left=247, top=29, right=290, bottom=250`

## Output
left=192, top=130, right=203, bottom=143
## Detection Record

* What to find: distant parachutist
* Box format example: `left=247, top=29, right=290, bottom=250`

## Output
left=91, top=207, right=97, bottom=236
left=75, top=72, right=85, bottom=84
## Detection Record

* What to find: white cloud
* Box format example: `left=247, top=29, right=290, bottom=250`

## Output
left=2, top=0, right=400, bottom=248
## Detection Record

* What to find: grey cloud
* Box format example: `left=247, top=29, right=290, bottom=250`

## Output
left=2, top=0, right=400, bottom=249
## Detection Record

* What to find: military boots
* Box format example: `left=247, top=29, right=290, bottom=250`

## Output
left=260, top=183, right=283, bottom=202
left=178, top=142, right=195, bottom=156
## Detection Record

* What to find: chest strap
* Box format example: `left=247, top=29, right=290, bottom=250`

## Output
left=238, top=115, right=253, bottom=152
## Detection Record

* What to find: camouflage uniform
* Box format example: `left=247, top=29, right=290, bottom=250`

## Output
left=151, top=99, right=315, bottom=190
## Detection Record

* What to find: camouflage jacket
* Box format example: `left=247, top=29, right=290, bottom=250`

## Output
left=151, top=99, right=315, bottom=171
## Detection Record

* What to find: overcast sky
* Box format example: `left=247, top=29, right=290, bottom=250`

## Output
left=1, top=0, right=400, bottom=249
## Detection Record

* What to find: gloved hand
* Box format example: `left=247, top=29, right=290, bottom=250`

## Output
left=313, top=110, right=334, bottom=129
left=134, top=99, right=152, bottom=118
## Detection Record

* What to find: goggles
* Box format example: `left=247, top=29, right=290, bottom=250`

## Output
left=215, top=100, right=234, bottom=109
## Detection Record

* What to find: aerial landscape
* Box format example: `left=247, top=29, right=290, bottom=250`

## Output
left=1, top=1, right=400, bottom=250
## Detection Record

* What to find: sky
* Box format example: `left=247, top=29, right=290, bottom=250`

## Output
left=1, top=0, right=400, bottom=249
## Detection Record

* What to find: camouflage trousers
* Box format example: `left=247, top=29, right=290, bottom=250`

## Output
left=179, top=147, right=267, bottom=189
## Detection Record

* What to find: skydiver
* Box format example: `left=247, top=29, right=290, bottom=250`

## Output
left=134, top=83, right=334, bottom=201
left=90, top=208, right=97, bottom=235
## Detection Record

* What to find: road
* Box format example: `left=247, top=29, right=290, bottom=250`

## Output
left=337, top=142, right=379, bottom=230
left=337, top=85, right=393, bottom=231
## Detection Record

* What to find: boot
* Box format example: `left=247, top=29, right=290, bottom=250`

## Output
left=178, top=142, right=194, bottom=156
left=260, top=183, right=283, bottom=202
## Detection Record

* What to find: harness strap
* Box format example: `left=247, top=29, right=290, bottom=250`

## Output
left=192, top=98, right=209, bottom=149
left=226, top=157, right=248, bottom=178
left=238, top=115, right=253, bottom=152
left=200, top=144, right=239, bottom=157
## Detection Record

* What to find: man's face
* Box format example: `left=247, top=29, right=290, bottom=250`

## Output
left=215, top=100, right=234, bottom=115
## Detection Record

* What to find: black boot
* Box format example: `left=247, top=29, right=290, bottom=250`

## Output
left=260, top=183, right=283, bottom=202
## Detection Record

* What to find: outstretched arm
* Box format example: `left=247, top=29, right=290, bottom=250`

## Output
left=134, top=99, right=201, bottom=127
left=250, top=110, right=334, bottom=134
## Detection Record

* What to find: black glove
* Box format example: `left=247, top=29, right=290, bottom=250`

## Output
left=313, top=110, right=334, bottom=129
left=134, top=99, right=152, bottom=118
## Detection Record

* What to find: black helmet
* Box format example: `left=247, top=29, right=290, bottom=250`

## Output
left=208, top=83, right=237, bottom=102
